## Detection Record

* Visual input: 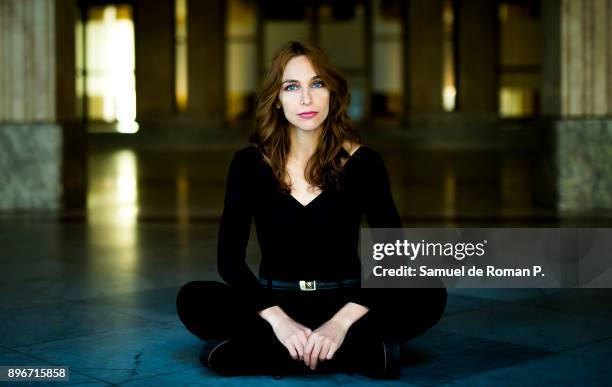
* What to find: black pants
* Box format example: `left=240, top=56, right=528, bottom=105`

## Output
left=176, top=281, right=447, bottom=376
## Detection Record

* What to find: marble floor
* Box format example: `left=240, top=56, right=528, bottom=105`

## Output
left=1, top=135, right=611, bottom=386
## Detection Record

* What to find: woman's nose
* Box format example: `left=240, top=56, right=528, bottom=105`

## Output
left=301, top=89, right=311, bottom=105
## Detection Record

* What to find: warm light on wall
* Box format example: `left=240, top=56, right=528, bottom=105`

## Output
left=443, top=86, right=456, bottom=112
left=175, top=0, right=188, bottom=112
left=442, top=0, right=456, bottom=112
left=499, top=87, right=535, bottom=117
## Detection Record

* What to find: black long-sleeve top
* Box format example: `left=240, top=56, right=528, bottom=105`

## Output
left=217, top=145, right=402, bottom=312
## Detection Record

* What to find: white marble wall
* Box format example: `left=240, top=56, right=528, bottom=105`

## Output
left=556, top=119, right=612, bottom=211
left=0, top=124, right=62, bottom=210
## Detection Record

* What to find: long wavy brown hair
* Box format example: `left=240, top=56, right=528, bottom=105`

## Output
left=250, top=41, right=361, bottom=193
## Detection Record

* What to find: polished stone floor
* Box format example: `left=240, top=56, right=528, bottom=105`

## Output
left=1, top=135, right=611, bottom=386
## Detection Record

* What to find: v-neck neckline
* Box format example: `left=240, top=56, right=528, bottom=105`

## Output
left=253, top=145, right=366, bottom=209
left=286, top=146, right=366, bottom=209
left=288, top=189, right=327, bottom=208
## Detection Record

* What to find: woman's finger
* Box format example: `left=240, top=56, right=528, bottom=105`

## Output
left=319, top=340, right=331, bottom=361
left=284, top=342, right=298, bottom=360
left=303, top=336, right=316, bottom=366
left=292, top=336, right=304, bottom=360
left=326, top=343, right=337, bottom=360
left=298, top=331, right=308, bottom=348
left=310, top=339, right=323, bottom=370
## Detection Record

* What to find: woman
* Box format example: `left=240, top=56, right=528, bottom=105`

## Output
left=176, top=41, right=447, bottom=379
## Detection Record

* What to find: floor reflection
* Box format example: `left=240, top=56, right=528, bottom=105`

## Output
left=87, top=149, right=139, bottom=273
left=88, top=148, right=139, bottom=227
left=443, top=166, right=457, bottom=220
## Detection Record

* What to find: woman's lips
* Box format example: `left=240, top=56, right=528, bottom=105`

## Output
left=298, top=111, right=318, bottom=119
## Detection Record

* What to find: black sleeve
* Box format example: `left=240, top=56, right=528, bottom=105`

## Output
left=353, top=149, right=402, bottom=310
left=217, top=150, right=274, bottom=313
left=363, top=150, right=402, bottom=228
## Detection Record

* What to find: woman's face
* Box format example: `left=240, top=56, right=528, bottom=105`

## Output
left=279, top=55, right=330, bottom=133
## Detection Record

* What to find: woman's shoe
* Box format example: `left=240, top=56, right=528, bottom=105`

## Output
left=342, top=338, right=401, bottom=380
left=199, top=338, right=230, bottom=371
left=382, top=340, right=401, bottom=379
left=199, top=337, right=304, bottom=376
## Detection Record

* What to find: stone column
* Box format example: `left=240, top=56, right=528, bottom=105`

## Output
left=187, top=0, right=225, bottom=125
left=0, top=0, right=84, bottom=212
left=540, top=0, right=612, bottom=211
left=456, top=0, right=498, bottom=114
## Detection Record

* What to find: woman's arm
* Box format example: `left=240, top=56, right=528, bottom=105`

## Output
left=356, top=149, right=402, bottom=308
left=259, top=302, right=367, bottom=336
left=363, top=149, right=402, bottom=228
left=217, top=150, right=275, bottom=313
left=331, top=302, right=370, bottom=329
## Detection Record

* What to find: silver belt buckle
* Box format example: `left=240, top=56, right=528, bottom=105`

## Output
left=299, top=280, right=316, bottom=291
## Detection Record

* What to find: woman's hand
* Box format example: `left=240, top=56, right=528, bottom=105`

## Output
left=303, top=318, right=349, bottom=370
left=258, top=306, right=312, bottom=360
left=303, top=302, right=370, bottom=370
left=270, top=315, right=312, bottom=360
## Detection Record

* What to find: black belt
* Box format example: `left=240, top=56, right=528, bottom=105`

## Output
left=259, top=278, right=360, bottom=291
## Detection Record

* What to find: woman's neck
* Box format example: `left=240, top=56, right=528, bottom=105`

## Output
left=288, top=126, right=321, bottom=164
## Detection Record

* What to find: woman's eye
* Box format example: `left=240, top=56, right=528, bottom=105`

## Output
left=311, top=81, right=324, bottom=88
left=285, top=84, right=299, bottom=91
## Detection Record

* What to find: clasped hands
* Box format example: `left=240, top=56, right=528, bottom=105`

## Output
left=270, top=314, right=349, bottom=371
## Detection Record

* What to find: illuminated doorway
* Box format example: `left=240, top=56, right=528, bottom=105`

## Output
left=77, top=3, right=138, bottom=133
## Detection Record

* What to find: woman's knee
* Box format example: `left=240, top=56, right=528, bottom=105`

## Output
left=176, top=280, right=229, bottom=340
left=176, top=281, right=201, bottom=310
left=176, top=281, right=225, bottom=317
